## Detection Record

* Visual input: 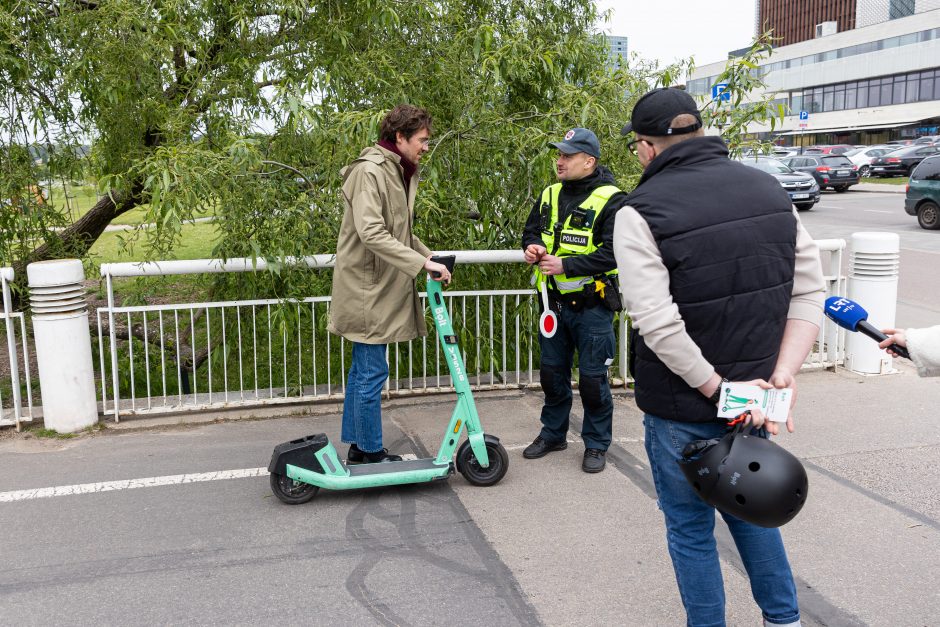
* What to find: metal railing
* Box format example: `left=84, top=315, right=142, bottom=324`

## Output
left=1, top=268, right=34, bottom=430
left=97, top=243, right=847, bottom=420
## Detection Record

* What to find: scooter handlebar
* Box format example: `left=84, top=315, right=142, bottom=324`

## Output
left=429, top=255, right=457, bottom=280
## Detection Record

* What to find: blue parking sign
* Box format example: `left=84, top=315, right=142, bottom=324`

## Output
left=712, top=83, right=730, bottom=102
left=799, top=110, right=809, bottom=120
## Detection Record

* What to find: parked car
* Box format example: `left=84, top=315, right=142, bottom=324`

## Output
left=738, top=157, right=820, bottom=210
left=772, top=147, right=802, bottom=159
left=886, top=139, right=917, bottom=146
left=914, top=135, right=940, bottom=145
left=904, top=155, right=940, bottom=229
left=870, top=144, right=940, bottom=177
left=845, top=145, right=901, bottom=177
left=802, top=144, right=855, bottom=155
left=781, top=154, right=859, bottom=192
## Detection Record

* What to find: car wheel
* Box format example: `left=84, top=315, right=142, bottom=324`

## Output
left=834, top=185, right=849, bottom=193
left=795, top=203, right=814, bottom=211
left=859, top=165, right=871, bottom=177
left=917, top=202, right=940, bottom=230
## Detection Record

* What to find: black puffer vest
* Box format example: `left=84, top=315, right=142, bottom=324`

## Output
left=627, top=136, right=797, bottom=423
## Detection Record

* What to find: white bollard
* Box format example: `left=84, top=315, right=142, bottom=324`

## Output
left=27, top=259, right=98, bottom=432
left=845, top=232, right=900, bottom=375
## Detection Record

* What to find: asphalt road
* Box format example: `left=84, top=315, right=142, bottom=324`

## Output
left=799, top=188, right=940, bottom=328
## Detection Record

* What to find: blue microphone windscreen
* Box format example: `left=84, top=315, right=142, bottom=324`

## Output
left=824, top=296, right=868, bottom=331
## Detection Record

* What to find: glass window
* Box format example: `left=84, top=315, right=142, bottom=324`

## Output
left=869, top=83, right=881, bottom=107
left=857, top=84, right=869, bottom=108
left=881, top=81, right=893, bottom=105
left=845, top=87, right=857, bottom=109
left=900, top=33, right=918, bottom=46
left=823, top=90, right=834, bottom=111
left=907, top=79, right=920, bottom=103
left=883, top=36, right=900, bottom=50
left=834, top=90, right=845, bottom=110
left=921, top=77, right=935, bottom=101
left=790, top=94, right=803, bottom=112
left=893, top=80, right=906, bottom=104
left=913, top=156, right=940, bottom=180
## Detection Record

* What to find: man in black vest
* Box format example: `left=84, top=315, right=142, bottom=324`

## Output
left=614, top=88, right=825, bottom=627
left=520, top=128, right=628, bottom=473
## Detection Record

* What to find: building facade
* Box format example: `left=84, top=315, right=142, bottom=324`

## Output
left=756, top=0, right=940, bottom=46
left=688, top=9, right=940, bottom=145
left=758, top=0, right=857, bottom=46
left=605, top=35, right=629, bottom=70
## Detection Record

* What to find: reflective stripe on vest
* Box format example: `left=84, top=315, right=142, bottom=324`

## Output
left=535, top=183, right=621, bottom=293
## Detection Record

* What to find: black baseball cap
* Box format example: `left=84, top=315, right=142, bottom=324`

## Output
left=620, top=87, right=703, bottom=137
left=549, top=128, right=601, bottom=158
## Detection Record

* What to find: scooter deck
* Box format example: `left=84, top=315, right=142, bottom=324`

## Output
left=345, top=457, right=452, bottom=477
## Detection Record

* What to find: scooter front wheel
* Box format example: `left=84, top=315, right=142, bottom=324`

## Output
left=269, top=472, right=319, bottom=504
left=456, top=437, right=509, bottom=487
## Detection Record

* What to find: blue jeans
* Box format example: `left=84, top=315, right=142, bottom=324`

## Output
left=643, top=413, right=800, bottom=627
left=538, top=304, right=615, bottom=450
left=340, top=342, right=389, bottom=453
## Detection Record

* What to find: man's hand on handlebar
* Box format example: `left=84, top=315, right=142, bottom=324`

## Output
left=424, top=257, right=452, bottom=285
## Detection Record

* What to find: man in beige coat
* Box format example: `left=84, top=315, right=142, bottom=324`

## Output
left=328, top=104, right=450, bottom=464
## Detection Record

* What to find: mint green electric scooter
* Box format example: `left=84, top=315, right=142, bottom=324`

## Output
left=268, top=256, right=509, bottom=504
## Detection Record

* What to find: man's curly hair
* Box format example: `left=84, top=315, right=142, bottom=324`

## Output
left=379, top=104, right=432, bottom=143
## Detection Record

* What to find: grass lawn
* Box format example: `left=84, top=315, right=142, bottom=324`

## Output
left=45, top=183, right=216, bottom=225
left=89, top=221, right=220, bottom=264
left=866, top=176, right=909, bottom=185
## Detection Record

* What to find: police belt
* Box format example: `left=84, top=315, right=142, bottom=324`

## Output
left=546, top=283, right=601, bottom=312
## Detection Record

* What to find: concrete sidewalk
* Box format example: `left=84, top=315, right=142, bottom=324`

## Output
left=2, top=360, right=937, bottom=625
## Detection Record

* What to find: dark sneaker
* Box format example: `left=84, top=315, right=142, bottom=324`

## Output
left=582, top=448, right=606, bottom=473
left=347, top=444, right=402, bottom=464
left=522, top=436, right=568, bottom=459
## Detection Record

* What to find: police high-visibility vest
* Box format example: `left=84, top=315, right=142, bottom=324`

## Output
left=534, top=183, right=620, bottom=293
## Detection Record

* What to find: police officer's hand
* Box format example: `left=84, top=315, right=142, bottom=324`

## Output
left=538, top=254, right=564, bottom=276
left=524, top=244, right=546, bottom=264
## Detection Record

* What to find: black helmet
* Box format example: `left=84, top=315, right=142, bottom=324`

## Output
left=677, top=426, right=808, bottom=528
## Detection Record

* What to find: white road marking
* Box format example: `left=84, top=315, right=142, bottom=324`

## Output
left=864, top=210, right=892, bottom=213
left=0, top=453, right=420, bottom=503
left=0, top=468, right=267, bottom=503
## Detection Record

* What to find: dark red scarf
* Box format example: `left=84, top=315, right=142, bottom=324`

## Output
left=378, top=139, right=417, bottom=189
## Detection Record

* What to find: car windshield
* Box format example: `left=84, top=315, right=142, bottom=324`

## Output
left=844, top=148, right=863, bottom=157
left=741, top=158, right=793, bottom=174
left=822, top=156, right=853, bottom=166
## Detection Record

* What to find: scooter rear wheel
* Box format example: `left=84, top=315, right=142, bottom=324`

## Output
left=456, top=437, right=509, bottom=487
left=269, top=472, right=319, bottom=504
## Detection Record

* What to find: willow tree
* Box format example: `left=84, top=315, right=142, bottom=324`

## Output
left=1, top=1, right=778, bottom=298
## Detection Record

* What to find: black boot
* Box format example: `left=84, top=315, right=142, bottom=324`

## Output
left=582, top=448, right=606, bottom=473
left=522, top=436, right=568, bottom=459
left=347, top=444, right=403, bottom=464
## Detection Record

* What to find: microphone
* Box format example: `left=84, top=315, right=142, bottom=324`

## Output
left=824, top=296, right=910, bottom=360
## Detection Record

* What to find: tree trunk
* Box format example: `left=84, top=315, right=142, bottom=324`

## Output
left=28, top=187, right=140, bottom=265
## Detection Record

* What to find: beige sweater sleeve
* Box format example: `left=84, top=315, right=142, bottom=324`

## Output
left=612, top=205, right=825, bottom=389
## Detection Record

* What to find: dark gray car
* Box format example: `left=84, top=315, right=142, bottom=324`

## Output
left=782, top=154, right=859, bottom=192
left=739, top=157, right=820, bottom=211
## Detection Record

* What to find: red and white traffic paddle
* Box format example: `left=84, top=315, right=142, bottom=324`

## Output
left=538, top=279, right=557, bottom=338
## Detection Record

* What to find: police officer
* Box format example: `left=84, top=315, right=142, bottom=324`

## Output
left=521, top=128, right=628, bottom=473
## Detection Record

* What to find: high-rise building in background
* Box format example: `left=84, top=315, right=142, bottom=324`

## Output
left=757, top=0, right=857, bottom=46
left=756, top=0, right=940, bottom=45
left=605, top=35, right=629, bottom=69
